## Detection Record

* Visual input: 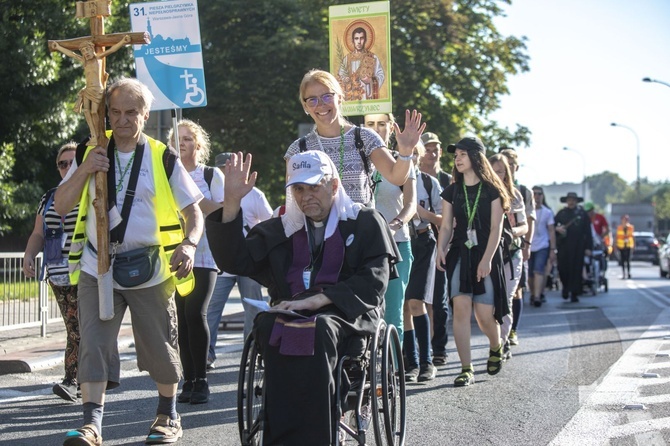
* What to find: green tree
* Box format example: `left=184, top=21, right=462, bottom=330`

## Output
left=585, top=171, right=630, bottom=210
left=3, top=0, right=530, bottom=237
left=0, top=1, right=135, bottom=239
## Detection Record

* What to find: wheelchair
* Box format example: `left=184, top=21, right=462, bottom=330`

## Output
left=237, top=318, right=406, bottom=446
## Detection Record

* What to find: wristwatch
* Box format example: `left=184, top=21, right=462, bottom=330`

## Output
left=182, top=236, right=198, bottom=247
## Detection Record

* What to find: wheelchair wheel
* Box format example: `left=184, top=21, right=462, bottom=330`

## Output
left=371, top=322, right=406, bottom=445
left=237, top=335, right=264, bottom=446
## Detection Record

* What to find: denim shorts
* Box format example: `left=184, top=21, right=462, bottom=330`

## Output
left=529, top=247, right=550, bottom=275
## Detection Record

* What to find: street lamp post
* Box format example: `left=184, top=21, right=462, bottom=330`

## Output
left=642, top=77, right=670, bottom=89
left=610, top=122, right=640, bottom=198
left=562, top=146, right=586, bottom=199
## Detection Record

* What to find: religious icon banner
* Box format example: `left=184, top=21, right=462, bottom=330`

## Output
left=130, top=0, right=207, bottom=111
left=329, top=1, right=392, bottom=116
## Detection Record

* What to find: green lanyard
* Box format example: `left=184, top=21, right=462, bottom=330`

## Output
left=463, top=182, right=482, bottom=229
left=115, top=149, right=136, bottom=193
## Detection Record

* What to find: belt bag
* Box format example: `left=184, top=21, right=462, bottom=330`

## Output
left=113, top=245, right=160, bottom=288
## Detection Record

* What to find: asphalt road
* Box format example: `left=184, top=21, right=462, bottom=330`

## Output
left=1, top=260, right=669, bottom=446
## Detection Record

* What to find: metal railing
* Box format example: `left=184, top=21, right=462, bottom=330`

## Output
left=0, top=252, right=61, bottom=336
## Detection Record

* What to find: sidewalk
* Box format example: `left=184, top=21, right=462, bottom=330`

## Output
left=0, top=288, right=245, bottom=375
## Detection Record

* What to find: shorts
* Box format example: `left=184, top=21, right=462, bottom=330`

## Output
left=449, top=260, right=494, bottom=305
left=77, top=272, right=181, bottom=388
left=405, top=232, right=436, bottom=303
left=529, top=248, right=550, bottom=275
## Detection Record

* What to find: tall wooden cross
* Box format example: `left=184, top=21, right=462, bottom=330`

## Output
left=48, top=0, right=150, bottom=275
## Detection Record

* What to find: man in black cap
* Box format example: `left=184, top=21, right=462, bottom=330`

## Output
left=554, top=192, right=593, bottom=302
left=419, top=131, right=451, bottom=366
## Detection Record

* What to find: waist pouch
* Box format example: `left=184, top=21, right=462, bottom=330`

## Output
left=113, top=245, right=160, bottom=288
left=44, top=227, right=65, bottom=264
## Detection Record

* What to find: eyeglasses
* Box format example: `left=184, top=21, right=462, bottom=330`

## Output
left=57, top=159, right=73, bottom=170
left=303, top=93, right=336, bottom=108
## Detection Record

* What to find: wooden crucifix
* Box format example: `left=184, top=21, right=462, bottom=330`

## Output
left=48, top=0, right=150, bottom=279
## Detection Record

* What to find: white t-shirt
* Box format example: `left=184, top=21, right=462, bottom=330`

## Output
left=374, top=166, right=416, bottom=243
left=217, top=187, right=273, bottom=277
left=190, top=165, right=225, bottom=269
left=63, top=141, right=203, bottom=289
left=414, top=170, right=442, bottom=232
left=530, top=204, right=555, bottom=252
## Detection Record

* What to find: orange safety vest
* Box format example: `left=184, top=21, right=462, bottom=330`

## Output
left=615, top=223, right=635, bottom=249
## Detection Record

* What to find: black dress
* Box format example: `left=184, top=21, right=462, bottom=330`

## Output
left=441, top=181, right=509, bottom=323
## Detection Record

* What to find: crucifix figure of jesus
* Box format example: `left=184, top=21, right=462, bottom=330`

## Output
left=48, top=0, right=149, bottom=279
left=50, top=36, right=131, bottom=146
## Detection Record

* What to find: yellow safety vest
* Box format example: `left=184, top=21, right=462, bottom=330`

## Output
left=68, top=134, right=194, bottom=295
left=615, top=223, right=635, bottom=249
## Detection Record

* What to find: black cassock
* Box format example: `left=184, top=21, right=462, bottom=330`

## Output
left=554, top=206, right=593, bottom=296
left=207, top=207, right=398, bottom=445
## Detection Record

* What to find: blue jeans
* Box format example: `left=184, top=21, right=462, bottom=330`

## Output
left=206, top=274, right=267, bottom=360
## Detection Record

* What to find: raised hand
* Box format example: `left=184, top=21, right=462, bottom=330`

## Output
left=394, top=109, right=426, bottom=157
left=220, top=152, right=257, bottom=223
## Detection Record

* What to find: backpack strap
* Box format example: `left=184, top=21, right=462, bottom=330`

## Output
left=75, top=136, right=90, bottom=167
left=162, top=146, right=178, bottom=180
left=38, top=187, right=59, bottom=281
left=299, top=136, right=307, bottom=152
left=203, top=165, right=215, bottom=190
left=421, top=172, right=434, bottom=212
left=354, top=126, right=370, bottom=177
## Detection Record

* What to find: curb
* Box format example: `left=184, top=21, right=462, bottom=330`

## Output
left=0, top=327, right=135, bottom=376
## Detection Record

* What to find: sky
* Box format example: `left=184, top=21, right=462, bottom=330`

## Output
left=490, top=0, right=670, bottom=190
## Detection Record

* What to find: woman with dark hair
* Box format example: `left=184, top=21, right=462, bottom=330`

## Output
left=284, top=69, right=424, bottom=206
left=23, top=142, right=81, bottom=401
left=436, top=137, right=510, bottom=387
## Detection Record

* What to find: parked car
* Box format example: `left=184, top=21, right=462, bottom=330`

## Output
left=659, top=234, right=670, bottom=278
left=631, top=232, right=659, bottom=265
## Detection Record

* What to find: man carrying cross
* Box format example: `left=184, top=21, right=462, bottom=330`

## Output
left=55, top=78, right=203, bottom=446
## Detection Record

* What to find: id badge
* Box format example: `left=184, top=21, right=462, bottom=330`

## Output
left=465, top=229, right=478, bottom=249
left=303, top=269, right=311, bottom=289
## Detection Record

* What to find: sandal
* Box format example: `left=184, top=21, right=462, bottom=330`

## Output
left=454, top=367, right=475, bottom=387
left=487, top=344, right=503, bottom=375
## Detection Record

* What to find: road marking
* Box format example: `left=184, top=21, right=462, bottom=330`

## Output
left=550, top=307, right=670, bottom=445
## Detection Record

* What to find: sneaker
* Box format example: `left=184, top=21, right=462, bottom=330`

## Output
left=145, top=414, right=182, bottom=445
left=432, top=355, right=448, bottom=366
left=53, top=378, right=78, bottom=402
left=540, top=294, right=547, bottom=303
left=63, top=424, right=102, bottom=446
left=190, top=378, right=209, bottom=404
left=404, top=366, right=419, bottom=382
left=508, top=330, right=518, bottom=346
left=177, top=380, right=193, bottom=403
left=502, top=341, right=512, bottom=361
left=570, top=294, right=579, bottom=303
left=417, top=363, right=437, bottom=382
left=206, top=357, right=215, bottom=370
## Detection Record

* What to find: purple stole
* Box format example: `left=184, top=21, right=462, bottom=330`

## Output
left=286, top=226, right=345, bottom=298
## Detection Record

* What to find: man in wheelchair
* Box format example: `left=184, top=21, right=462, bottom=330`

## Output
left=207, top=150, right=399, bottom=445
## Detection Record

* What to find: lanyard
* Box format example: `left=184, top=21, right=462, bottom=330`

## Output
left=463, top=182, right=482, bottom=229
left=315, top=125, right=345, bottom=177
left=115, top=149, right=136, bottom=193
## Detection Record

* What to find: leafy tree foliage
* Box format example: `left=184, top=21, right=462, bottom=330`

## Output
left=586, top=171, right=630, bottom=210
left=2, top=0, right=531, bottom=237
